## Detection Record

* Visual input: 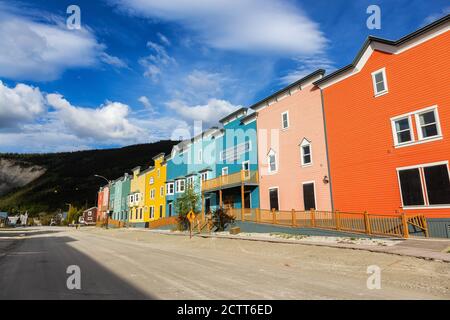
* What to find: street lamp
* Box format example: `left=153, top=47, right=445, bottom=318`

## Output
left=94, top=174, right=111, bottom=229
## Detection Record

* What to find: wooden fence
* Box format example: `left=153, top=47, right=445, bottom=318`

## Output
left=235, top=208, right=417, bottom=238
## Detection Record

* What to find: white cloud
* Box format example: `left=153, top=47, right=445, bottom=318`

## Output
left=99, top=52, right=129, bottom=69
left=138, top=96, right=152, bottom=109
left=46, top=94, right=142, bottom=141
left=166, top=98, right=241, bottom=126
left=109, top=0, right=327, bottom=54
left=157, top=32, right=171, bottom=46
left=139, top=41, right=176, bottom=82
left=0, top=81, right=46, bottom=128
left=0, top=5, right=126, bottom=81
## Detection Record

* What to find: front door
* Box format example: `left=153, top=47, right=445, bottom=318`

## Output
left=303, top=182, right=316, bottom=210
left=244, top=191, right=251, bottom=209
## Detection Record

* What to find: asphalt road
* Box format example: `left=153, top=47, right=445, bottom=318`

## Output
left=0, top=226, right=449, bottom=299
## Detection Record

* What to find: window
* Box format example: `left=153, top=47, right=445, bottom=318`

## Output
left=168, top=203, right=173, bottom=217
left=268, top=149, right=277, bottom=173
left=187, top=176, right=195, bottom=187
left=160, top=186, right=164, bottom=196
left=198, top=150, right=203, bottom=162
left=269, top=188, right=279, bottom=211
left=134, top=193, right=139, bottom=203
left=391, top=106, right=442, bottom=147
left=281, top=111, right=289, bottom=129
left=159, top=205, right=163, bottom=218
left=392, top=117, right=413, bottom=145
left=300, top=139, right=312, bottom=166
left=303, top=182, right=316, bottom=210
left=397, top=162, right=450, bottom=208
left=371, top=68, right=388, bottom=96
left=139, top=208, right=143, bottom=219
left=176, top=179, right=185, bottom=193
left=150, top=206, right=154, bottom=219
left=222, top=167, right=228, bottom=176
left=129, top=195, right=134, bottom=203
left=201, top=172, right=208, bottom=182
left=149, top=177, right=154, bottom=185
left=157, top=169, right=160, bottom=177
left=150, top=189, right=155, bottom=199
left=242, top=161, right=250, bottom=178
left=220, top=141, right=251, bottom=162
left=166, top=182, right=174, bottom=195
left=415, top=108, right=441, bottom=140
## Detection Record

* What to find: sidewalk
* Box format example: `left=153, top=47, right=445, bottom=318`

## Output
left=148, top=229, right=450, bottom=263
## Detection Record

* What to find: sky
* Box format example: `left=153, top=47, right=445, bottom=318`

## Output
left=0, top=0, right=448, bottom=153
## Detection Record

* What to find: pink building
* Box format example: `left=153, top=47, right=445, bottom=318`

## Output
left=252, top=70, right=332, bottom=212
left=97, top=186, right=109, bottom=222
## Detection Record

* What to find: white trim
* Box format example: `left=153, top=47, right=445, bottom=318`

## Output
left=371, top=67, right=388, bottom=96
left=166, top=182, right=174, bottom=195
left=221, top=167, right=229, bottom=176
left=396, top=161, right=450, bottom=208
left=300, top=139, right=313, bottom=167
left=281, top=111, right=289, bottom=130
left=267, top=149, right=277, bottom=174
left=390, top=105, right=443, bottom=148
left=242, top=160, right=250, bottom=171
left=302, top=180, right=317, bottom=210
left=316, top=24, right=450, bottom=89
left=414, top=106, right=442, bottom=141
left=268, top=186, right=280, bottom=211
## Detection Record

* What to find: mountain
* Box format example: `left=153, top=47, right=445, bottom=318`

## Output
left=0, top=140, right=178, bottom=215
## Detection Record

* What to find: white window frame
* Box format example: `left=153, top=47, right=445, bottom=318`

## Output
left=166, top=182, right=174, bottom=195
left=302, top=181, right=317, bottom=210
left=267, top=149, right=277, bottom=174
left=149, top=177, right=154, bottom=185
left=222, top=167, right=229, bottom=176
left=396, top=161, right=450, bottom=209
left=150, top=189, right=155, bottom=200
left=134, top=193, right=139, bottom=203
left=414, top=106, right=442, bottom=141
left=281, top=111, right=289, bottom=129
left=176, top=179, right=185, bottom=193
left=268, top=187, right=280, bottom=211
left=390, top=105, right=442, bottom=148
left=187, top=176, right=195, bottom=187
left=300, top=140, right=313, bottom=167
left=391, top=115, right=415, bottom=146
left=371, top=67, right=388, bottom=97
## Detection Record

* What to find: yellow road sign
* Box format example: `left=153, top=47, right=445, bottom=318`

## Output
left=187, top=210, right=195, bottom=222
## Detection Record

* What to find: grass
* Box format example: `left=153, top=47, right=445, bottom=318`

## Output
left=270, top=232, right=308, bottom=240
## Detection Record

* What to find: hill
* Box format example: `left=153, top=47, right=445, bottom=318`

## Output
left=0, top=140, right=178, bottom=215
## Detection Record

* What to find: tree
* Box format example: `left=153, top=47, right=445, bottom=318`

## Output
left=66, top=206, right=82, bottom=225
left=211, top=207, right=235, bottom=231
left=174, top=184, right=200, bottom=231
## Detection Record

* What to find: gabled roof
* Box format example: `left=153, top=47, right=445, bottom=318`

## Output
left=250, top=69, right=325, bottom=111
left=240, top=111, right=257, bottom=124
left=152, top=152, right=165, bottom=161
left=314, top=14, right=450, bottom=88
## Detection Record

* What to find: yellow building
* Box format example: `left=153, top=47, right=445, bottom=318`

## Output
left=128, top=166, right=148, bottom=227
left=144, top=153, right=167, bottom=222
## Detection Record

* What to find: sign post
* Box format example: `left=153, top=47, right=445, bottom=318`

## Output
left=187, top=210, right=195, bottom=239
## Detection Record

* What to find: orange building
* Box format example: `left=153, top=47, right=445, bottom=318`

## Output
left=315, top=16, right=450, bottom=236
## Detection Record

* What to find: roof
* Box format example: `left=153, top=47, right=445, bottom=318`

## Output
left=314, top=14, right=450, bottom=87
left=240, top=111, right=257, bottom=124
left=152, top=152, right=165, bottom=161
left=218, top=107, right=248, bottom=124
left=198, top=167, right=212, bottom=172
left=250, top=69, right=325, bottom=110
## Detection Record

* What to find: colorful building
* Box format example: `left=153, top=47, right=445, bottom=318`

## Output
left=165, top=141, right=189, bottom=217
left=111, top=173, right=131, bottom=222
left=201, top=108, right=259, bottom=216
left=315, top=16, right=450, bottom=236
left=144, top=153, right=167, bottom=222
left=251, top=70, right=332, bottom=212
left=128, top=166, right=147, bottom=227
left=97, top=185, right=109, bottom=222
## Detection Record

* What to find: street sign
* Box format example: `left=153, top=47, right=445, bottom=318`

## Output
left=187, top=210, right=195, bottom=223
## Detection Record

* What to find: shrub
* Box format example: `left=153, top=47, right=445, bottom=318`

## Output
left=174, top=185, right=200, bottom=231
left=212, top=207, right=235, bottom=231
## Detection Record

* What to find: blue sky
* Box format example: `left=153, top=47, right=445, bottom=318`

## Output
left=0, top=0, right=448, bottom=153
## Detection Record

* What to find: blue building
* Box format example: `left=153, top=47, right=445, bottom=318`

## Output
left=165, top=140, right=189, bottom=216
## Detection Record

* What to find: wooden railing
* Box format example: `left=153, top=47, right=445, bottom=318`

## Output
left=229, top=208, right=422, bottom=238
left=202, top=170, right=258, bottom=192
left=148, top=216, right=178, bottom=229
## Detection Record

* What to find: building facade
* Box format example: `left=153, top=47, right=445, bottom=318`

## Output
left=97, top=185, right=109, bottom=222
left=252, top=70, right=332, bottom=212
left=165, top=141, right=189, bottom=217
left=145, top=153, right=167, bottom=222
left=128, top=167, right=147, bottom=227
left=112, top=173, right=131, bottom=222
left=315, top=17, right=450, bottom=235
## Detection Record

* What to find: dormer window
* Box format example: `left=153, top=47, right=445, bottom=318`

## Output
left=371, top=67, right=388, bottom=96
